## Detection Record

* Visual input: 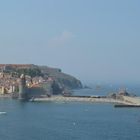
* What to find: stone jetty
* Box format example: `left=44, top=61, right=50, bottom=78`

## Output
left=30, top=95, right=137, bottom=105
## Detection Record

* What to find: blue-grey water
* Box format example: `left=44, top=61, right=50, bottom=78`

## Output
left=0, top=85, right=140, bottom=140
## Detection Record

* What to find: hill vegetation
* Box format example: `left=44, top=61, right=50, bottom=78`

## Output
left=38, top=66, right=82, bottom=89
left=2, top=64, right=82, bottom=90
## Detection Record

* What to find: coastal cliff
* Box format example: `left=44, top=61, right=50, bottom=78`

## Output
left=39, top=66, right=82, bottom=90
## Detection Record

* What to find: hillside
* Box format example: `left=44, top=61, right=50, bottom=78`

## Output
left=0, top=64, right=83, bottom=93
left=38, top=66, right=82, bottom=89
left=0, top=64, right=82, bottom=95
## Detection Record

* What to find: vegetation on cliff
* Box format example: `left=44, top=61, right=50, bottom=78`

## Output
left=15, top=68, right=43, bottom=77
left=38, top=66, right=83, bottom=90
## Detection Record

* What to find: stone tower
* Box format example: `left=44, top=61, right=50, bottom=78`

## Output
left=19, top=74, right=27, bottom=100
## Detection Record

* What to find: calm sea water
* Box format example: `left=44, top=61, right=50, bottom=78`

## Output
left=0, top=85, right=140, bottom=140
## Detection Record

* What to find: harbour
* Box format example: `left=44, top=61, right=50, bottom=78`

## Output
left=0, top=92, right=140, bottom=140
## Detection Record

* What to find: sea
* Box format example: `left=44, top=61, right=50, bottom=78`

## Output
left=0, top=84, right=140, bottom=140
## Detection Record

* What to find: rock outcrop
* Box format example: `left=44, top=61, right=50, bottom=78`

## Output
left=39, top=66, right=83, bottom=90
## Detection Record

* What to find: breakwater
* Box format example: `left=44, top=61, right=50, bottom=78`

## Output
left=30, top=95, right=135, bottom=105
left=1, top=93, right=140, bottom=107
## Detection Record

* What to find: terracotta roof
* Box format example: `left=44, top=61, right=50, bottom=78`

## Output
left=0, top=64, right=33, bottom=68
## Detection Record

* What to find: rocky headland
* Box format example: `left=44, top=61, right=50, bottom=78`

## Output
left=0, top=64, right=82, bottom=98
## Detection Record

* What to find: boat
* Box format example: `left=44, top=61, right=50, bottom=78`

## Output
left=0, top=112, right=7, bottom=115
left=114, top=104, right=140, bottom=108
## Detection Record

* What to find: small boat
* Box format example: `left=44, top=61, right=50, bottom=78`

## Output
left=0, top=112, right=7, bottom=115
left=114, top=104, right=140, bottom=108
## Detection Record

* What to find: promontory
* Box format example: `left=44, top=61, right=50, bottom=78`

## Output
left=0, top=64, right=82, bottom=98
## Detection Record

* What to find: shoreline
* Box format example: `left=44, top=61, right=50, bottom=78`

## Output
left=0, top=94, right=12, bottom=98
left=30, top=95, right=135, bottom=105
left=1, top=94, right=140, bottom=106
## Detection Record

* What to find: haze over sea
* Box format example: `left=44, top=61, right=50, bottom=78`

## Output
left=0, top=85, right=140, bottom=140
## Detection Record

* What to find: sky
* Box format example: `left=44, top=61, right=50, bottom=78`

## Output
left=0, top=0, right=140, bottom=84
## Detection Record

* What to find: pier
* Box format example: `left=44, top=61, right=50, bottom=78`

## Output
left=30, top=95, right=136, bottom=105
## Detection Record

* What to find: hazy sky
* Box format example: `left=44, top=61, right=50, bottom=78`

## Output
left=0, top=0, right=140, bottom=83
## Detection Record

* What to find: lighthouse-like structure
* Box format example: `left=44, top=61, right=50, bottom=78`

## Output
left=19, top=74, right=27, bottom=100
